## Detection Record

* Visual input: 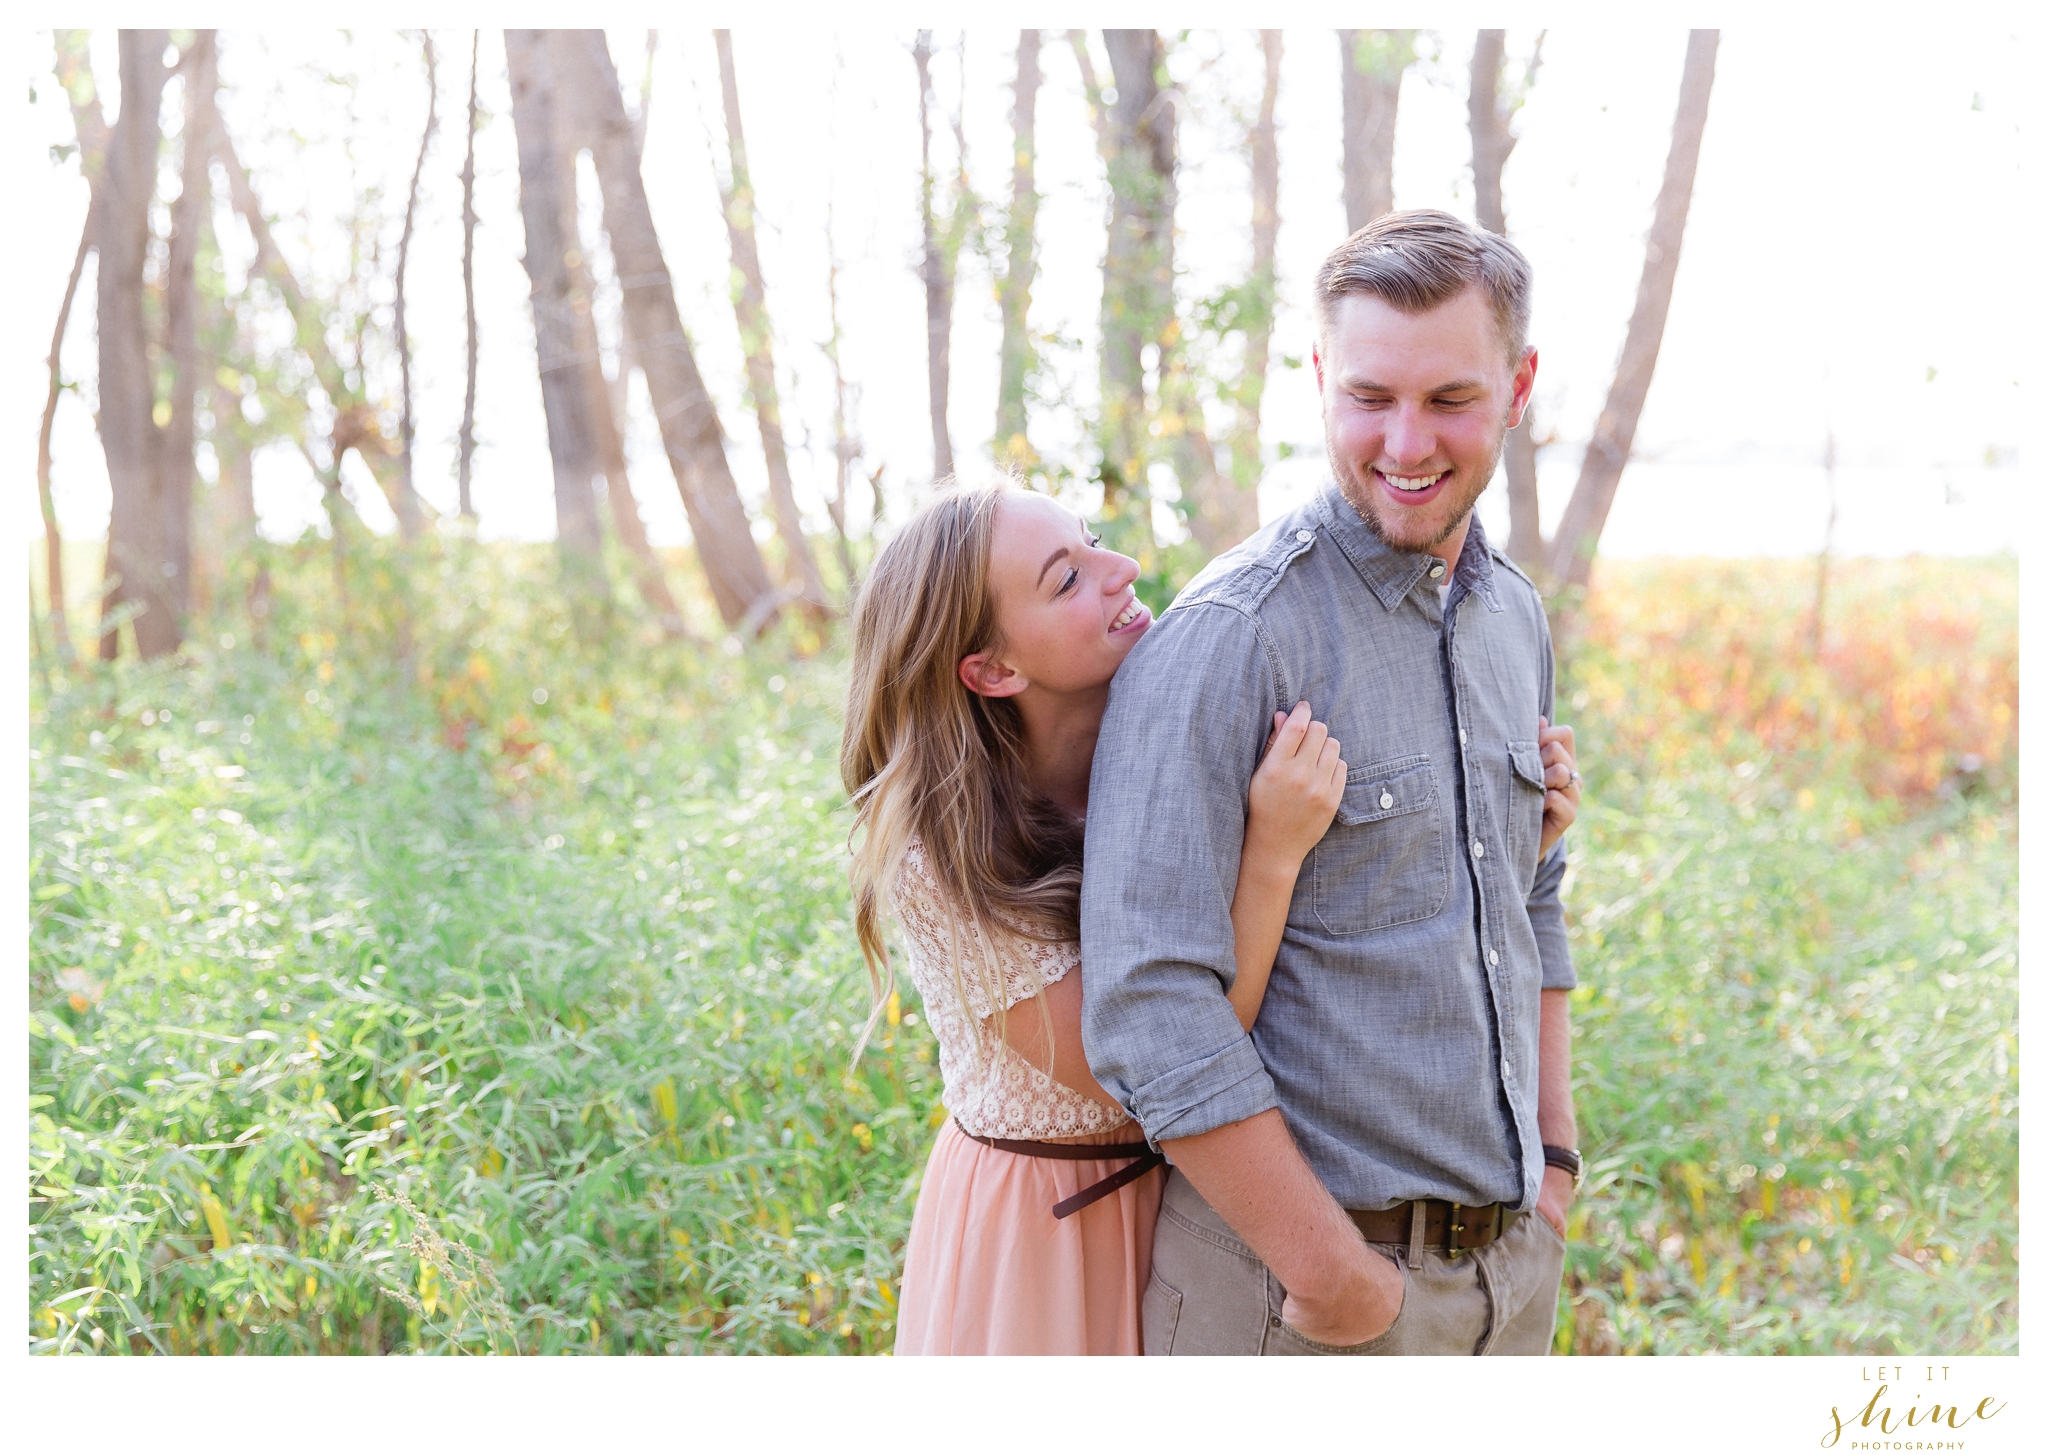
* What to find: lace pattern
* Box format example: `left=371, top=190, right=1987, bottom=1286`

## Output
left=891, top=839, right=1132, bottom=1140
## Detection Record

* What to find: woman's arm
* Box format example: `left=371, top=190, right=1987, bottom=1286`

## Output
left=1225, top=703, right=1345, bottom=1032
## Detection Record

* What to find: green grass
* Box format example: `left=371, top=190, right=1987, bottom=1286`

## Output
left=1558, top=742, right=2015, bottom=1353
left=27, top=543, right=2017, bottom=1355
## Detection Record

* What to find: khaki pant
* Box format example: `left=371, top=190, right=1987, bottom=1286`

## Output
left=1142, top=1168, right=1566, bottom=1355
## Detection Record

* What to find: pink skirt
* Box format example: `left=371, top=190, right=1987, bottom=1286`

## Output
left=894, top=1119, right=1163, bottom=1355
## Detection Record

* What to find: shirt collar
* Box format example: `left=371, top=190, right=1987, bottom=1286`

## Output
left=1448, top=509, right=1502, bottom=615
left=1313, top=482, right=1500, bottom=614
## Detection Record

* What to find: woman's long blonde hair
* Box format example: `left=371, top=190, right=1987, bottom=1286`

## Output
left=841, top=480, right=1084, bottom=1061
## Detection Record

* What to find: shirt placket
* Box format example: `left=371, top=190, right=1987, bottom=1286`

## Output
left=1442, top=575, right=1531, bottom=1204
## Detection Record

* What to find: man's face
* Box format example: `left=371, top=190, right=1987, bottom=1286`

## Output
left=1316, top=285, right=1535, bottom=555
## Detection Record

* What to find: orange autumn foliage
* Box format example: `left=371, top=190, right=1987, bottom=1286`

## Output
left=1568, top=557, right=2015, bottom=803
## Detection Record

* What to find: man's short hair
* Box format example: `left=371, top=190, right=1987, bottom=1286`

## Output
left=1314, top=209, right=1532, bottom=364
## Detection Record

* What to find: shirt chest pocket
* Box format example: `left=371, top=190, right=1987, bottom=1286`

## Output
left=1505, top=739, right=1548, bottom=887
left=1309, top=755, right=1449, bottom=936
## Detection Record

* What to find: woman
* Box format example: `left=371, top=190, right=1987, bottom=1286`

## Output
left=841, top=480, right=1349, bottom=1355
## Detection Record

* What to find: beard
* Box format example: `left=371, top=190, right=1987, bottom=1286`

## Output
left=1329, top=418, right=1507, bottom=555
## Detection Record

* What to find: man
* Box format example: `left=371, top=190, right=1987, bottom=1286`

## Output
left=1080, top=209, right=1584, bottom=1355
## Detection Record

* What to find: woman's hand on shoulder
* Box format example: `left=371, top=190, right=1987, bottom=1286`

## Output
left=1245, top=701, right=1346, bottom=874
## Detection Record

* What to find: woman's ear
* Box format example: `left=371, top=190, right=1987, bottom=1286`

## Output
left=958, top=650, right=1027, bottom=699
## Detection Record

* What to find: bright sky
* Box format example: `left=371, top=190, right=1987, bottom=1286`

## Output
left=22, top=24, right=2025, bottom=561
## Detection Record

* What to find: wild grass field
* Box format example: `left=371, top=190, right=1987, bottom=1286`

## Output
left=27, top=542, right=2017, bottom=1355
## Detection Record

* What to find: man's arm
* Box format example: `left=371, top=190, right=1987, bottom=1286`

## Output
left=1080, top=602, right=1281, bottom=1144
left=1531, top=607, right=1579, bottom=1237
left=1163, top=1111, right=1404, bottom=1345
left=1082, top=598, right=1400, bottom=1344
left=1536, top=987, right=1577, bottom=1236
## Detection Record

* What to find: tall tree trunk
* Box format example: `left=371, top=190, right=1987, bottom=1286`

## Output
left=39, top=216, right=93, bottom=665
left=1097, top=29, right=1175, bottom=548
left=392, top=31, right=438, bottom=541
left=994, top=30, right=1042, bottom=472
left=229, top=427, right=270, bottom=645
left=217, top=429, right=256, bottom=541
left=1468, top=30, right=1511, bottom=236
left=214, top=127, right=360, bottom=558
left=1808, top=427, right=1838, bottom=656
left=558, top=132, right=689, bottom=639
left=196, top=364, right=256, bottom=624
left=213, top=121, right=401, bottom=543
left=1547, top=30, right=1718, bottom=598
left=1193, top=29, right=1283, bottom=557
left=157, top=30, right=218, bottom=658
left=505, top=29, right=613, bottom=622
left=1338, top=29, right=1413, bottom=233
left=600, top=28, right=655, bottom=513
left=823, top=209, right=861, bottom=590
left=54, top=31, right=109, bottom=191
left=193, top=262, right=263, bottom=631
left=95, top=31, right=171, bottom=660
left=1067, top=30, right=1112, bottom=159
left=1468, top=28, right=1549, bottom=576
left=912, top=32, right=955, bottom=482
left=457, top=31, right=481, bottom=521
left=44, top=33, right=104, bottom=664
left=1470, top=30, right=1548, bottom=573
left=1500, top=390, right=1545, bottom=576
left=712, top=30, right=829, bottom=612
left=550, top=28, right=779, bottom=632
left=54, top=33, right=106, bottom=654
left=599, top=28, right=656, bottom=491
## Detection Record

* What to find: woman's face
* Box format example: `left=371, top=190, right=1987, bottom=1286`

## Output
left=964, top=492, right=1151, bottom=700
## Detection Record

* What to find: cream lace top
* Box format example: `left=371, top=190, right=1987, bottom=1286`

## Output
left=892, top=839, right=1133, bottom=1140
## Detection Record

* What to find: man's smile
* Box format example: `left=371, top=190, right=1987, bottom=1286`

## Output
left=1374, top=467, right=1452, bottom=505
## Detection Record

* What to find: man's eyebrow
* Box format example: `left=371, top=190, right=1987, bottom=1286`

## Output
left=1036, top=546, right=1072, bottom=588
left=1344, top=376, right=1486, bottom=394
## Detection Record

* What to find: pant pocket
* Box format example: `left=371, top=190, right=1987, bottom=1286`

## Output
left=1476, top=1214, right=1567, bottom=1355
left=1142, top=1269, right=1183, bottom=1356
left=1263, top=1260, right=1408, bottom=1356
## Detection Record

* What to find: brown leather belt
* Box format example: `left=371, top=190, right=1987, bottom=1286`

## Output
left=954, top=1120, right=1165, bottom=1220
left=1348, top=1199, right=1520, bottom=1265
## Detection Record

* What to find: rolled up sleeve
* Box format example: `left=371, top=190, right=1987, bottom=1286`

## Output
left=1080, top=602, right=1280, bottom=1146
left=1530, top=606, right=1577, bottom=991
left=1529, top=841, right=1577, bottom=990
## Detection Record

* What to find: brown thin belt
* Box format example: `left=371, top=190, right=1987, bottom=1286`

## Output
left=954, top=1119, right=1165, bottom=1220
left=1349, top=1199, right=1521, bottom=1266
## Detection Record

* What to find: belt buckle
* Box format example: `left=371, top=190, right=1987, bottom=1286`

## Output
left=1445, top=1202, right=1466, bottom=1261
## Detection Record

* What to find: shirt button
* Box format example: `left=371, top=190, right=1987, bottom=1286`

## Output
left=1429, top=562, right=1446, bottom=579
left=1295, top=530, right=1313, bottom=544
left=1379, top=791, right=1393, bottom=809
left=1458, top=729, right=1468, bottom=746
left=1488, top=949, right=1500, bottom=967
left=1471, top=840, right=1485, bottom=858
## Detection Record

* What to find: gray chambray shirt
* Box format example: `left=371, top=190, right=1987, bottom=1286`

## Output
left=1080, top=483, right=1575, bottom=1213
